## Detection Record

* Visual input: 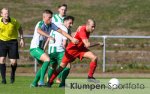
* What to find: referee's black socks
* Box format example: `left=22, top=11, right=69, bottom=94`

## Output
left=0, top=64, right=6, bottom=84
left=11, top=64, right=17, bottom=80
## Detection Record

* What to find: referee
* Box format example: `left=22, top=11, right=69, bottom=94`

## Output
left=0, top=8, right=24, bottom=84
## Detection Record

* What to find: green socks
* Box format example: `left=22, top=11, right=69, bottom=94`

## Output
left=47, top=66, right=54, bottom=81
left=57, top=71, right=62, bottom=80
left=32, top=68, right=41, bottom=86
left=59, top=67, right=70, bottom=87
left=39, top=61, right=50, bottom=82
left=32, top=61, right=50, bottom=86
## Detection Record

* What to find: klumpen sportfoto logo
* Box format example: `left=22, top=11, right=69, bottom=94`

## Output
left=65, top=79, right=146, bottom=91
left=69, top=82, right=145, bottom=91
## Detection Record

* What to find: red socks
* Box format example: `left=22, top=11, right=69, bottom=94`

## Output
left=88, top=62, right=97, bottom=77
left=49, top=71, right=59, bottom=83
left=48, top=66, right=64, bottom=83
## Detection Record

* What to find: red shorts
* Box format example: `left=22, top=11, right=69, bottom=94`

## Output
left=62, top=46, right=89, bottom=64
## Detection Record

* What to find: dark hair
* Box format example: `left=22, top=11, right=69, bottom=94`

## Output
left=64, top=16, right=74, bottom=22
left=43, top=9, right=53, bottom=15
left=58, top=4, right=67, bottom=8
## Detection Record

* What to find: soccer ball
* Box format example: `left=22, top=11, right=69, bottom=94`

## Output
left=108, top=78, right=119, bottom=89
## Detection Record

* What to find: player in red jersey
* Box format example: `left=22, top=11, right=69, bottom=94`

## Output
left=47, top=19, right=100, bottom=87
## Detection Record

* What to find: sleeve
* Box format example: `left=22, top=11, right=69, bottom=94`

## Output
left=37, top=21, right=43, bottom=29
left=15, top=20, right=21, bottom=30
left=52, top=14, right=58, bottom=22
left=52, top=16, right=61, bottom=28
left=52, top=16, right=55, bottom=23
left=52, top=16, right=58, bottom=25
left=51, top=23, right=59, bottom=31
left=63, top=36, right=67, bottom=40
left=58, top=24, right=68, bottom=40
left=62, top=28, right=68, bottom=40
left=79, top=27, right=88, bottom=39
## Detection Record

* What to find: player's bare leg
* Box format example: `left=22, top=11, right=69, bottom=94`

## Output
left=56, top=77, right=61, bottom=84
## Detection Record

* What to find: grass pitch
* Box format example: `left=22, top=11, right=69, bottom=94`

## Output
left=0, top=76, right=64, bottom=94
left=0, top=76, right=149, bottom=94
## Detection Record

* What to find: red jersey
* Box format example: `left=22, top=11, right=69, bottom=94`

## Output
left=67, top=25, right=90, bottom=49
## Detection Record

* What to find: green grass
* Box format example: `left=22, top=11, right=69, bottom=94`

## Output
left=0, top=76, right=149, bottom=94
left=0, top=76, right=64, bottom=94
left=0, top=0, right=150, bottom=72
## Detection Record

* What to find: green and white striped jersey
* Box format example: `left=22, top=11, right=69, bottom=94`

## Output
left=48, top=24, right=68, bottom=54
left=52, top=14, right=65, bottom=26
left=48, top=14, right=67, bottom=53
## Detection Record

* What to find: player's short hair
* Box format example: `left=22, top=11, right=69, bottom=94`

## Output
left=64, top=16, right=74, bottom=22
left=86, top=19, right=96, bottom=26
left=58, top=4, right=67, bottom=9
left=1, top=8, right=9, bottom=13
left=43, top=9, right=53, bottom=15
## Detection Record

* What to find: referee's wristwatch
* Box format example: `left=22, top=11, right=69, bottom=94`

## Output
left=20, top=37, right=24, bottom=40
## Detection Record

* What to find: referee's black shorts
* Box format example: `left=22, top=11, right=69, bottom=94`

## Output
left=0, top=39, right=19, bottom=59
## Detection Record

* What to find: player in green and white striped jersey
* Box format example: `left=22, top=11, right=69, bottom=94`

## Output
left=47, top=16, right=74, bottom=87
left=50, top=4, right=68, bottom=84
left=48, top=4, right=71, bottom=86
left=30, top=10, right=78, bottom=87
